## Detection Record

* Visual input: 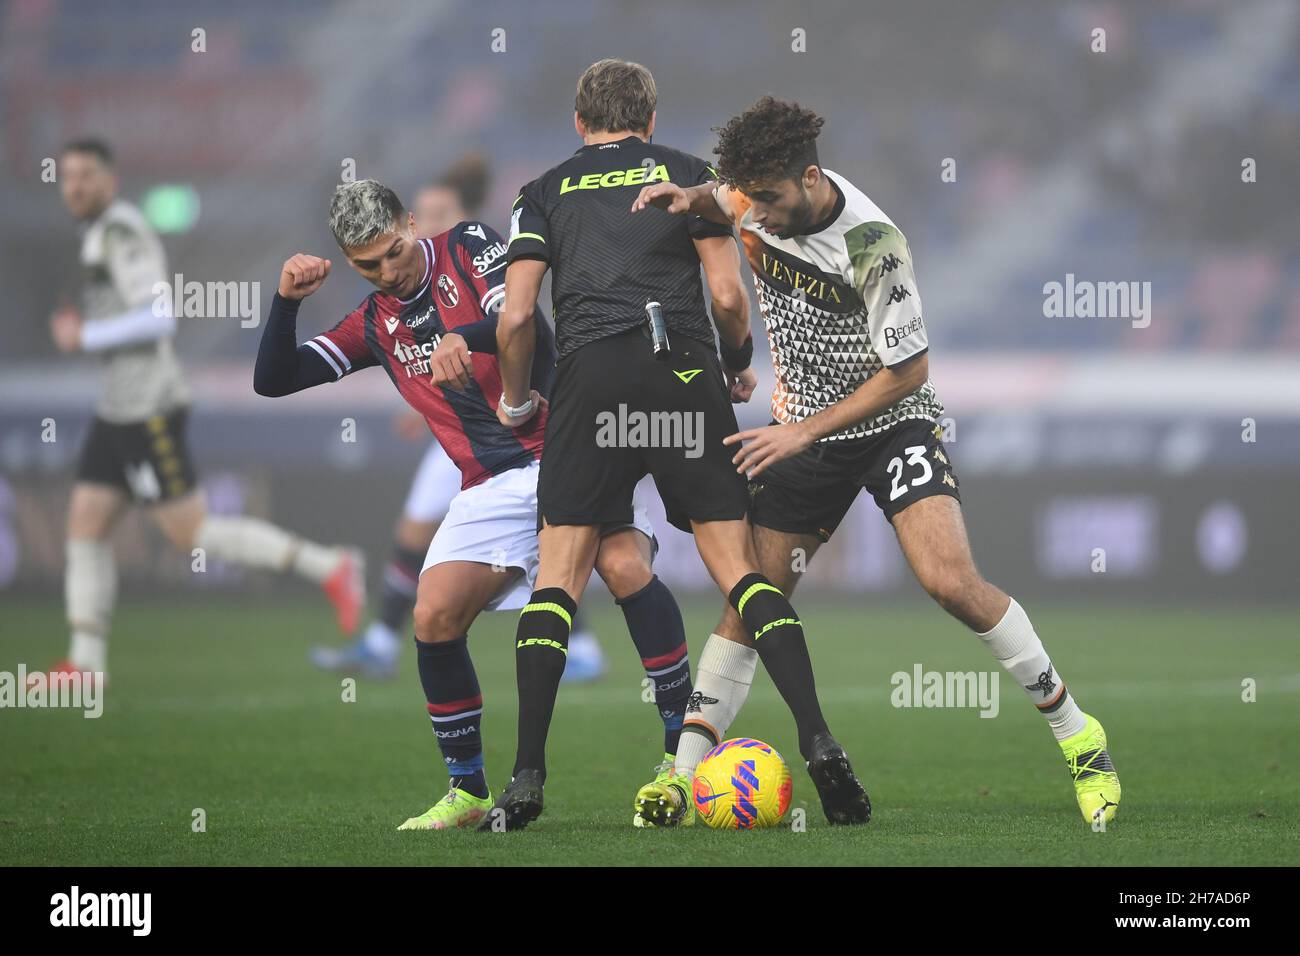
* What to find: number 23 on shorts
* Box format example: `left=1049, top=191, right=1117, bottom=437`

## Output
left=886, top=445, right=933, bottom=502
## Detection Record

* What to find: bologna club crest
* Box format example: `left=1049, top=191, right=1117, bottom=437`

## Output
left=437, top=274, right=460, bottom=309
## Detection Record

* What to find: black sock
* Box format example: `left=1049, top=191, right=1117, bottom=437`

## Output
left=728, top=573, right=829, bottom=759
left=415, top=636, right=487, bottom=798
left=379, top=544, right=425, bottom=633
left=617, top=575, right=692, bottom=755
left=513, top=587, right=577, bottom=778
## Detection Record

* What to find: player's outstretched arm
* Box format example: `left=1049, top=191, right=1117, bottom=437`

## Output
left=724, top=352, right=929, bottom=478
left=253, top=254, right=342, bottom=397
left=792, top=353, right=930, bottom=444
left=74, top=304, right=177, bottom=353
left=631, top=182, right=732, bottom=225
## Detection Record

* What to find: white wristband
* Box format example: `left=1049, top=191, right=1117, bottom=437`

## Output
left=499, top=393, right=533, bottom=419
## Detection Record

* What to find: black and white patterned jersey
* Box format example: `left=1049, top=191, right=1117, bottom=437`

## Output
left=79, top=199, right=188, bottom=423
left=716, top=169, right=943, bottom=441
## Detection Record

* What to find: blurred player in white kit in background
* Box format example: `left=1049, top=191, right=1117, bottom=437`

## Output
left=39, top=139, right=365, bottom=686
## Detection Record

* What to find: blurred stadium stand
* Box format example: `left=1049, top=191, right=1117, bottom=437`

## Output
left=2, top=0, right=1298, bottom=600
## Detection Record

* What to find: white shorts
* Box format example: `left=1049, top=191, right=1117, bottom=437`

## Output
left=421, top=460, right=659, bottom=611
left=402, top=442, right=461, bottom=523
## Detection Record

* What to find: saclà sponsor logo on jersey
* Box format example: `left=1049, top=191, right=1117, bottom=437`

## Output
left=472, top=241, right=507, bottom=277
left=559, top=163, right=669, bottom=194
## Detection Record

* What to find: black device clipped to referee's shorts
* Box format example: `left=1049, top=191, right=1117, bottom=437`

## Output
left=645, top=300, right=671, bottom=361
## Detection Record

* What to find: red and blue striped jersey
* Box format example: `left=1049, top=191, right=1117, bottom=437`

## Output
left=310, top=222, right=553, bottom=489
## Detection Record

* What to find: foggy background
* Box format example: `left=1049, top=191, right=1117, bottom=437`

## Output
left=2, top=0, right=1297, bottom=604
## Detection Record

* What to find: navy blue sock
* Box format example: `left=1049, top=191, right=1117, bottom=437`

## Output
left=415, top=636, right=487, bottom=798
left=617, top=575, right=692, bottom=755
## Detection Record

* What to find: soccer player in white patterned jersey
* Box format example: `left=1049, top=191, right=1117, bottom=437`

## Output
left=633, top=97, right=1120, bottom=826
left=38, top=139, right=365, bottom=688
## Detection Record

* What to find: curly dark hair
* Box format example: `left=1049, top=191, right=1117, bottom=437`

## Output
left=713, top=96, right=824, bottom=190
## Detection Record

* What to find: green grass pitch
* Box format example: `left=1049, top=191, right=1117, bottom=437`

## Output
left=3, top=597, right=1297, bottom=866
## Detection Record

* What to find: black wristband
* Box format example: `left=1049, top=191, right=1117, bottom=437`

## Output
left=720, top=333, right=753, bottom=372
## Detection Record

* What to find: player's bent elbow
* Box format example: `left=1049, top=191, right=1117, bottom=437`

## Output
left=709, top=286, right=748, bottom=342
left=252, top=372, right=288, bottom=398
left=499, top=305, right=535, bottom=332
left=710, top=283, right=745, bottom=320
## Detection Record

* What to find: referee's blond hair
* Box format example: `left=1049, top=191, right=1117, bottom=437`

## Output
left=575, top=59, right=656, bottom=135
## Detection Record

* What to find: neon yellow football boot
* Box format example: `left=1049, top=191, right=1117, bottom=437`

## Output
left=1060, top=713, right=1121, bottom=825
left=397, top=786, right=493, bottom=831
left=632, top=755, right=695, bottom=829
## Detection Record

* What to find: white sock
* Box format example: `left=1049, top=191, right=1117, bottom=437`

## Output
left=66, top=538, right=116, bottom=671
left=568, top=631, right=603, bottom=665
left=362, top=621, right=401, bottom=658
left=676, top=634, right=759, bottom=775
left=977, top=597, right=1086, bottom=741
left=69, top=631, right=107, bottom=673
left=196, top=515, right=340, bottom=583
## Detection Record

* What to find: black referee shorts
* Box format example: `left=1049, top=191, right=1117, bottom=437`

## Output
left=75, top=407, right=199, bottom=504
left=537, top=328, right=748, bottom=533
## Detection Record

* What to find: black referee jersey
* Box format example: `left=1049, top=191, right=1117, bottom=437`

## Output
left=505, top=135, right=733, bottom=358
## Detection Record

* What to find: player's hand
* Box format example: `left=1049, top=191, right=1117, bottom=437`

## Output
left=631, top=183, right=690, bottom=215
left=724, top=421, right=814, bottom=478
left=392, top=408, right=428, bottom=442
left=497, top=389, right=546, bottom=428
left=50, top=304, right=83, bottom=353
left=728, top=367, right=758, bottom=404
left=278, top=254, right=332, bottom=300
left=428, top=332, right=473, bottom=391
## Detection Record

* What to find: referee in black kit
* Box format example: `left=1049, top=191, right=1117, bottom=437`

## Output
left=487, top=59, right=870, bottom=830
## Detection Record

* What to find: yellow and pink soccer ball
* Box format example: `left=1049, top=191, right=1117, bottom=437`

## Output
left=692, top=738, right=793, bottom=829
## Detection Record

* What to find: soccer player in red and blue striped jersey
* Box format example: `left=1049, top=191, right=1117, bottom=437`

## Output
left=255, top=179, right=695, bottom=830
